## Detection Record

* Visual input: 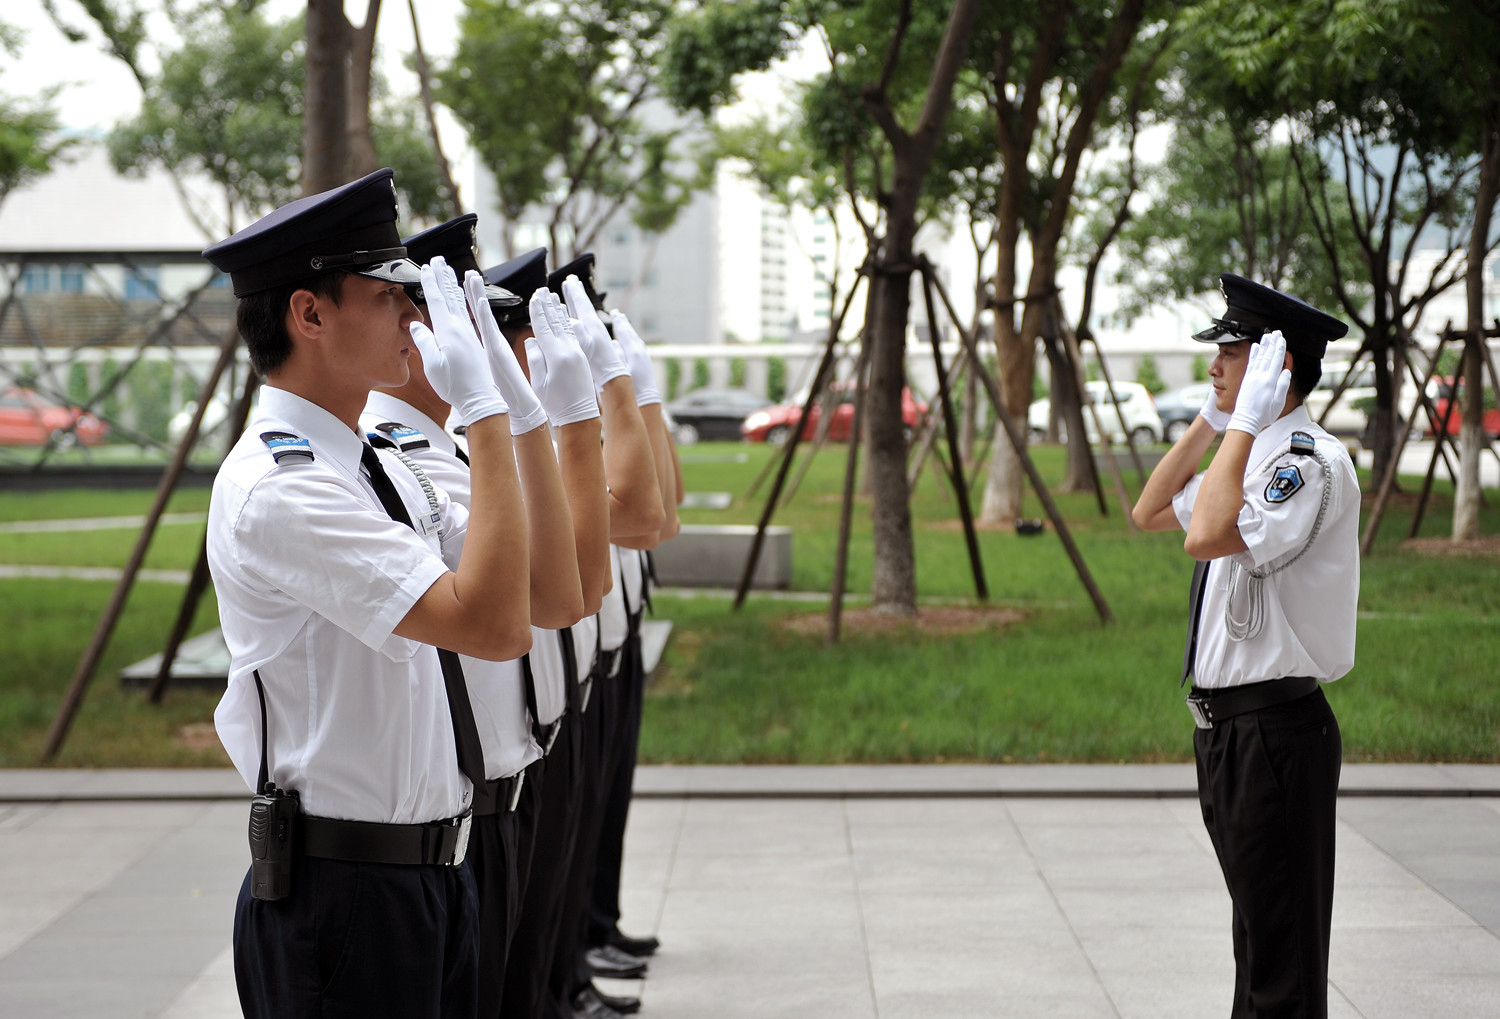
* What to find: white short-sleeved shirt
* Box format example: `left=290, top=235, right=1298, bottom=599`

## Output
left=361, top=392, right=542, bottom=780
left=1173, top=406, right=1359, bottom=689
left=571, top=613, right=599, bottom=682
left=211, top=386, right=470, bottom=824
left=447, top=418, right=570, bottom=727
left=598, top=546, right=630, bottom=652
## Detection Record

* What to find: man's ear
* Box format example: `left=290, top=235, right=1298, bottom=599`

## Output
left=286, top=288, right=324, bottom=342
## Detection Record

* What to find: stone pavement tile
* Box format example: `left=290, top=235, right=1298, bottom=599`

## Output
left=858, top=884, right=1069, bottom=942
left=1078, top=923, right=1234, bottom=1017
left=1331, top=923, right=1500, bottom=975
left=20, top=800, right=207, bottom=829
left=1333, top=882, right=1479, bottom=928
left=852, top=852, right=1040, bottom=895
left=1332, top=972, right=1500, bottom=1019
left=159, top=945, right=239, bottom=1019
left=1004, top=797, right=1182, bottom=827
left=667, top=849, right=856, bottom=890
left=619, top=797, right=686, bottom=857
left=842, top=796, right=1015, bottom=827
left=1051, top=884, right=1232, bottom=931
left=672, top=798, right=849, bottom=857
left=658, top=886, right=863, bottom=935
left=641, top=927, right=876, bottom=1019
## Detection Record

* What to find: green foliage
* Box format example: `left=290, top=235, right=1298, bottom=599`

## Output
left=692, top=357, right=710, bottom=392
left=730, top=357, right=747, bottom=389
left=1135, top=355, right=1166, bottom=395
left=766, top=355, right=787, bottom=403
left=97, top=3, right=437, bottom=224
left=0, top=87, right=78, bottom=208
left=665, top=359, right=682, bottom=400
left=1192, top=353, right=1210, bottom=383
left=658, top=0, right=795, bottom=114
left=441, top=0, right=705, bottom=251
left=125, top=361, right=174, bottom=443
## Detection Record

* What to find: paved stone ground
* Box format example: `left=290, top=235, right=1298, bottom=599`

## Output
left=1, top=766, right=1498, bottom=1018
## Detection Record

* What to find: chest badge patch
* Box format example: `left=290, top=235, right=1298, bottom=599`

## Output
left=1266, top=464, right=1305, bottom=503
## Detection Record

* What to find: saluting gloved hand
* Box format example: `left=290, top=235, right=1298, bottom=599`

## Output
left=1227, top=329, right=1292, bottom=436
left=609, top=309, right=662, bottom=407
left=1198, top=384, right=1233, bottom=433
left=409, top=257, right=508, bottom=427
left=526, top=289, right=600, bottom=427
left=462, top=270, right=548, bottom=435
left=561, top=275, right=631, bottom=392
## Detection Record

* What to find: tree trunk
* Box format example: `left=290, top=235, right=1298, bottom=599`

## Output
left=345, top=0, right=382, bottom=181
left=1454, top=122, right=1499, bottom=541
left=303, top=0, right=351, bottom=196
left=866, top=265, right=917, bottom=615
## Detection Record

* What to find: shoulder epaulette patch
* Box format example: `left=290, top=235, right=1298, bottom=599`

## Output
left=1289, top=431, right=1316, bottom=456
left=372, top=421, right=431, bottom=452
left=260, top=430, right=314, bottom=465
left=1266, top=464, right=1305, bottom=503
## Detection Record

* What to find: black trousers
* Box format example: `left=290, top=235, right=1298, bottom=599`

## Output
left=501, top=704, right=584, bottom=1019
left=551, top=662, right=624, bottom=1012
left=233, top=855, right=478, bottom=1019
left=471, top=805, right=520, bottom=1019
left=588, top=627, right=646, bottom=947
left=1195, top=686, right=1341, bottom=1019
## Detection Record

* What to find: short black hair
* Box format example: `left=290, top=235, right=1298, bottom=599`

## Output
left=235, top=272, right=347, bottom=375
left=1289, top=348, right=1321, bottom=400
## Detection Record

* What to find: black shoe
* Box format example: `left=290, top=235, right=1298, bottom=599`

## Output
left=571, top=985, right=626, bottom=1019
left=609, top=929, right=660, bottom=957
left=575, top=984, right=640, bottom=1016
left=586, top=943, right=648, bottom=979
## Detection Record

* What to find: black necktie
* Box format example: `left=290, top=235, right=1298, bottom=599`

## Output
left=1182, top=559, right=1210, bottom=688
left=360, top=443, right=488, bottom=796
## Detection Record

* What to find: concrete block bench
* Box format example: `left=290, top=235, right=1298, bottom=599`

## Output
left=652, top=523, right=792, bottom=589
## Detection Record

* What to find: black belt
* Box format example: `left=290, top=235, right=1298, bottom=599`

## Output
left=472, top=769, right=526, bottom=818
left=1186, top=675, right=1319, bottom=729
left=300, top=812, right=472, bottom=867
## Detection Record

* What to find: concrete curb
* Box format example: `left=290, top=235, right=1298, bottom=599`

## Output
left=0, top=763, right=1496, bottom=803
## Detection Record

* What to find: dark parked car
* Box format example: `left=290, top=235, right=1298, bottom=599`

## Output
left=1153, top=382, right=1214, bottom=443
left=665, top=388, right=769, bottom=444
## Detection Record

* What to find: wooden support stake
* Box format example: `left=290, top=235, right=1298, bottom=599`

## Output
left=828, top=342, right=873, bottom=644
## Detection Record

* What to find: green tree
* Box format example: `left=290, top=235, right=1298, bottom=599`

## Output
left=440, top=0, right=708, bottom=261
left=0, top=18, right=78, bottom=210
left=1135, top=355, right=1165, bottom=395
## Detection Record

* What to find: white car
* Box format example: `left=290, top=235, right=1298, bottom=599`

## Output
left=1028, top=380, right=1163, bottom=446
left=1303, top=361, right=1375, bottom=437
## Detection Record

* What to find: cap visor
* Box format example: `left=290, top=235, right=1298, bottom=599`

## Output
left=484, top=283, right=520, bottom=306
left=352, top=258, right=423, bottom=286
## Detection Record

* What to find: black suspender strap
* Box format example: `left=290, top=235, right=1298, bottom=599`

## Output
left=1182, top=559, right=1210, bottom=688
left=453, top=444, right=470, bottom=466
left=642, top=550, right=655, bottom=615
left=359, top=443, right=489, bottom=803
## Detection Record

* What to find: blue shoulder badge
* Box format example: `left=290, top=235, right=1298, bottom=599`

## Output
left=1289, top=431, right=1316, bottom=456
left=260, top=430, right=314, bottom=465
left=1266, top=464, right=1305, bottom=503
left=372, top=421, right=431, bottom=452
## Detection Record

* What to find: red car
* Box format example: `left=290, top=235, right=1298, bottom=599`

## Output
left=0, top=386, right=110, bottom=447
left=740, top=382, right=928, bottom=443
left=1425, top=377, right=1500, bottom=438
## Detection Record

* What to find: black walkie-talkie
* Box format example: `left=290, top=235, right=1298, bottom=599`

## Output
left=249, top=782, right=299, bottom=900
left=248, top=670, right=299, bottom=901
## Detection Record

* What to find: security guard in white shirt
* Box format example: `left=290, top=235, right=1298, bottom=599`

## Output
left=1134, top=274, right=1358, bottom=1019
left=203, top=169, right=532, bottom=1019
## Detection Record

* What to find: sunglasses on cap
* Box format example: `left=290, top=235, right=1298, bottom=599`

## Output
left=1192, top=317, right=1268, bottom=344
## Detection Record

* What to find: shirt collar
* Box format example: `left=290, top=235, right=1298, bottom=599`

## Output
left=362, top=391, right=457, bottom=456
left=258, top=385, right=367, bottom=477
left=1250, top=404, right=1312, bottom=467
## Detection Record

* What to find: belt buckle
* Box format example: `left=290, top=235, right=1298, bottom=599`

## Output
left=1185, top=695, right=1213, bottom=730
left=508, top=770, right=525, bottom=812
left=449, top=811, right=472, bottom=867
left=580, top=676, right=595, bottom=713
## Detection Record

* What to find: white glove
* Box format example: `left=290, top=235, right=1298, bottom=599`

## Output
left=1227, top=329, right=1292, bottom=436
left=1199, top=385, right=1232, bottom=433
left=463, top=270, right=547, bottom=435
left=609, top=309, right=661, bottom=407
left=410, top=257, right=508, bottom=427
left=526, top=290, right=600, bottom=427
left=560, top=275, right=630, bottom=391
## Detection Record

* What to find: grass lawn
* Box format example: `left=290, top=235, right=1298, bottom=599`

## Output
left=1, top=440, right=1496, bottom=767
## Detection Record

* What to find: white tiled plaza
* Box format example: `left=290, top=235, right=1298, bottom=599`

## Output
left=1, top=766, right=1498, bottom=1018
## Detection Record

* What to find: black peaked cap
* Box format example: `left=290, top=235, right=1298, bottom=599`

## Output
left=402, top=214, right=519, bottom=306
left=483, top=247, right=548, bottom=326
left=202, top=168, right=420, bottom=297
left=1193, top=273, right=1348, bottom=359
left=547, top=252, right=607, bottom=312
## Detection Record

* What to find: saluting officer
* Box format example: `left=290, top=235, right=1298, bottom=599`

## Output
left=360, top=212, right=595, bottom=1018
left=203, top=169, right=532, bottom=1018
left=1133, top=274, right=1358, bottom=1019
